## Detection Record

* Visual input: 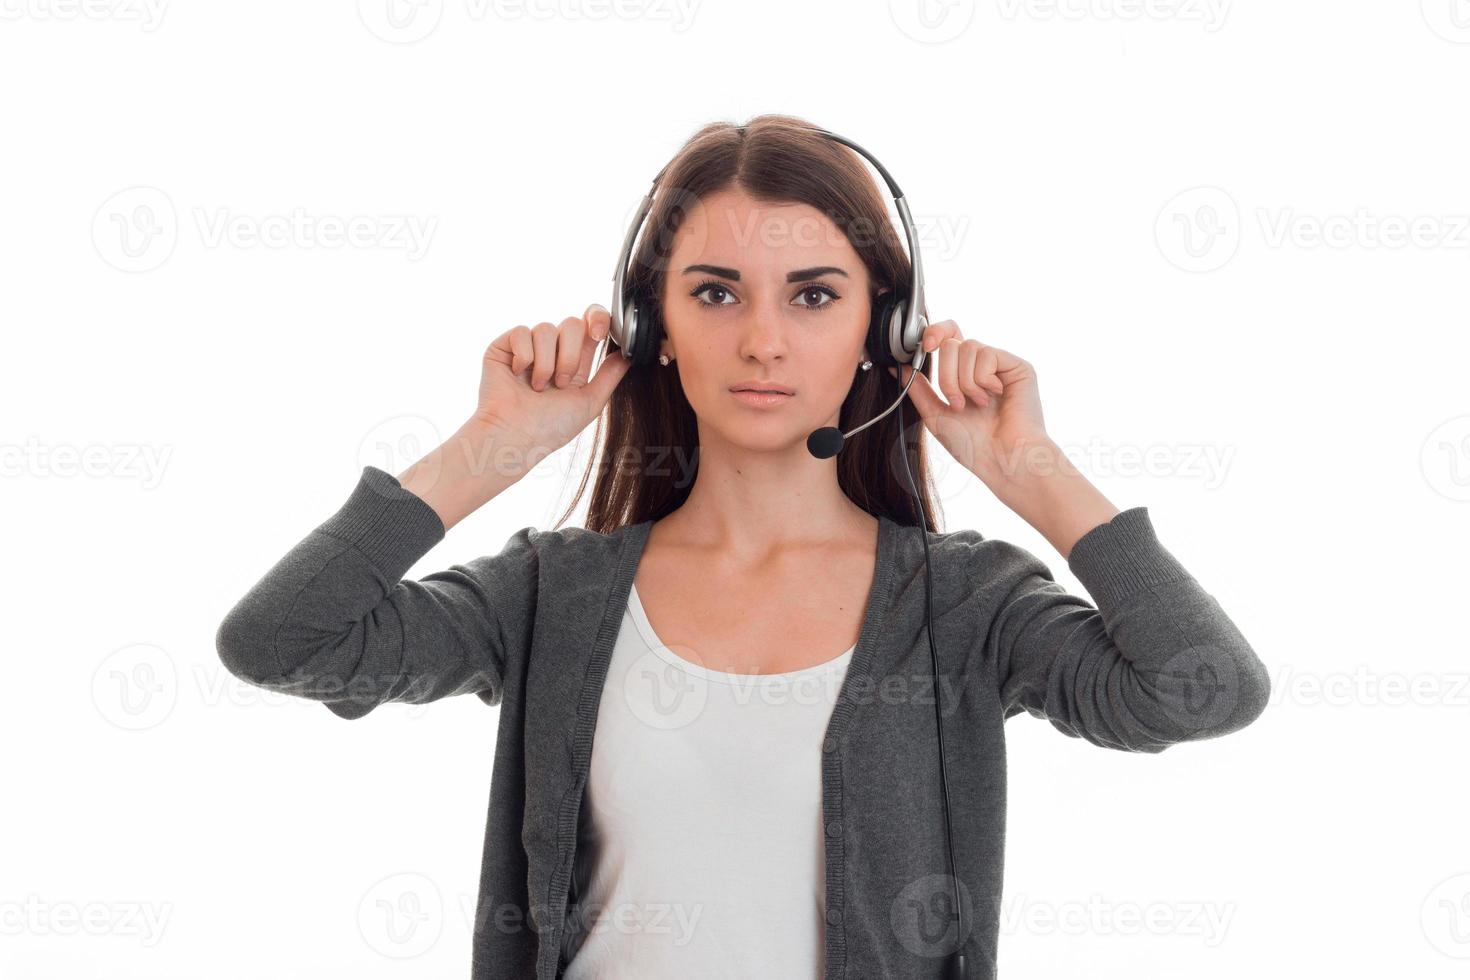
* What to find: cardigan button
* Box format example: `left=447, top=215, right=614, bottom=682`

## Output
left=826, top=907, right=842, bottom=925
left=822, top=736, right=837, bottom=753
left=826, top=820, right=842, bottom=837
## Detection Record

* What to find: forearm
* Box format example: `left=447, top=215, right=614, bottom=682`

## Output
left=991, top=506, right=1272, bottom=750
left=981, top=436, right=1121, bottom=560
left=396, top=418, right=533, bottom=532
left=215, top=463, right=526, bottom=720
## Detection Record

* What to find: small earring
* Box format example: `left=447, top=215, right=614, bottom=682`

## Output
left=658, top=353, right=671, bottom=366
left=859, top=358, right=873, bottom=371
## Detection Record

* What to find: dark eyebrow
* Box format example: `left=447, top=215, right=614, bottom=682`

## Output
left=786, top=266, right=849, bottom=282
left=679, top=264, right=850, bottom=282
left=682, top=263, right=741, bottom=280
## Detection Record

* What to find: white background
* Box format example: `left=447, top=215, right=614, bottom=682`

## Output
left=3, top=1, right=1468, bottom=977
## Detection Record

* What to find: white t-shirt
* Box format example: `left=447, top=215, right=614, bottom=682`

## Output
left=561, top=582, right=855, bottom=979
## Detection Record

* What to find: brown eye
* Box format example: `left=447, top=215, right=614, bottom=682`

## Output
left=691, top=280, right=737, bottom=307
left=793, top=284, right=839, bottom=309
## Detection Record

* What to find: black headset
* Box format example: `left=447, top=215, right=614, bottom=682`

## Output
left=607, top=126, right=969, bottom=980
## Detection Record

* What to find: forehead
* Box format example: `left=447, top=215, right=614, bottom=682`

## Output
left=667, top=186, right=861, bottom=272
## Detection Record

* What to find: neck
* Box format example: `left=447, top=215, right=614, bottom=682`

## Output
left=657, top=426, right=873, bottom=556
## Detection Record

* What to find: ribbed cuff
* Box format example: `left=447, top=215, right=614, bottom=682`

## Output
left=315, top=465, right=448, bottom=583
left=1065, top=506, right=1192, bottom=615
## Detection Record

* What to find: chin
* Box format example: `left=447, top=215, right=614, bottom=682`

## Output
left=706, top=413, right=813, bottom=453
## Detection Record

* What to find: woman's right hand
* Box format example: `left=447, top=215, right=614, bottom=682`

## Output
left=475, top=303, right=633, bottom=457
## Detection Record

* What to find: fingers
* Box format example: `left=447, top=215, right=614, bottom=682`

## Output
left=975, top=346, right=1005, bottom=396
left=552, top=315, right=589, bottom=389
left=889, top=361, right=945, bottom=420
left=498, top=325, right=533, bottom=375
left=511, top=307, right=613, bottom=391
left=584, top=302, right=611, bottom=342
left=889, top=324, right=1016, bottom=416
left=917, top=320, right=963, bottom=409
left=529, top=322, right=558, bottom=390
left=573, top=304, right=611, bottom=385
left=937, top=337, right=963, bottom=410
left=584, top=338, right=632, bottom=403
left=921, top=318, right=960, bottom=354
left=571, top=331, right=596, bottom=387
left=957, top=341, right=985, bottom=407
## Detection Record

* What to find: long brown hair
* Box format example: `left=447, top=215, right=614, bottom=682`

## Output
left=552, top=113, right=943, bottom=536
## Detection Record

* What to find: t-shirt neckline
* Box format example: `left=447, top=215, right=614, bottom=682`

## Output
left=627, top=581, right=856, bottom=687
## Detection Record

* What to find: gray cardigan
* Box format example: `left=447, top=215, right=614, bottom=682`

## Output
left=215, top=464, right=1271, bottom=979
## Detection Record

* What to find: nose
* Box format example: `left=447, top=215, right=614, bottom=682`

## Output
left=737, top=307, right=789, bottom=363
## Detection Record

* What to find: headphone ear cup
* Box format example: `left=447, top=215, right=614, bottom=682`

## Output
left=628, top=290, right=661, bottom=367
left=866, top=290, right=909, bottom=369
left=616, top=293, right=653, bottom=367
left=617, top=294, right=639, bottom=361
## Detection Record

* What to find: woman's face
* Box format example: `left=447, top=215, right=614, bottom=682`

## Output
left=658, top=186, right=877, bottom=452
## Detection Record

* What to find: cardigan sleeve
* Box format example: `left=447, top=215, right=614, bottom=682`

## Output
left=214, top=465, right=538, bottom=720
left=986, top=506, right=1270, bottom=752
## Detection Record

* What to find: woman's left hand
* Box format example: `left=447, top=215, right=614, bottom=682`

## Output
left=887, top=320, right=1050, bottom=483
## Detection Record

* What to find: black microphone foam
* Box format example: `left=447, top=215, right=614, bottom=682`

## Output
left=807, top=427, right=844, bottom=459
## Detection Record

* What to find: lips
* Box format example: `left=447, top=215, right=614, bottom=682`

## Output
left=730, top=388, right=793, bottom=409
left=729, top=383, right=795, bottom=395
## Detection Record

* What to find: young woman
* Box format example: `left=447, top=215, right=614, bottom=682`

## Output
left=217, top=114, right=1271, bottom=980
